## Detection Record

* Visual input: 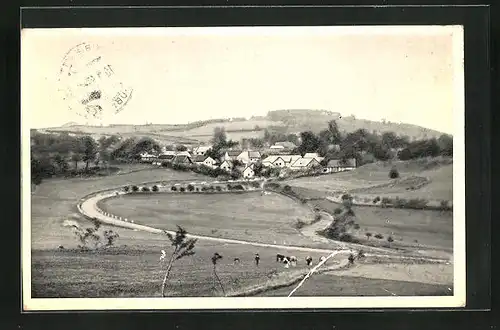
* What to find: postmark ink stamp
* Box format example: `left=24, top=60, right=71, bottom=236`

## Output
left=57, top=42, right=133, bottom=121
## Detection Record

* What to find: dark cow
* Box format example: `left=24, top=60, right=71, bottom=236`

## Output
left=234, top=257, right=240, bottom=264
left=276, top=254, right=285, bottom=262
left=305, top=256, right=313, bottom=266
left=255, top=253, right=260, bottom=266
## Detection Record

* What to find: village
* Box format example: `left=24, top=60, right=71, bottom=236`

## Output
left=139, top=141, right=358, bottom=179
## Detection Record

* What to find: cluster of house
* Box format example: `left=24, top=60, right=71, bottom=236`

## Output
left=139, top=144, right=356, bottom=178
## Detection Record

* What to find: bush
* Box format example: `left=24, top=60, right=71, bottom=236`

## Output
left=142, top=187, right=150, bottom=192
left=232, top=184, right=244, bottom=191
left=365, top=232, right=372, bottom=239
left=393, top=197, right=407, bottom=208
left=387, top=236, right=394, bottom=243
left=195, top=187, right=200, bottom=192
left=283, top=185, right=292, bottom=192
left=131, top=185, right=139, bottom=192
left=201, top=186, right=209, bottom=192
left=374, top=233, right=384, bottom=239
left=341, top=194, right=352, bottom=201
left=406, top=198, right=428, bottom=209
left=339, top=233, right=355, bottom=242
left=389, top=167, right=399, bottom=179
left=333, top=207, right=343, bottom=215
left=179, top=187, right=186, bottom=192
left=440, top=200, right=449, bottom=209
left=171, top=186, right=177, bottom=191
left=381, top=197, right=391, bottom=207
left=353, top=223, right=360, bottom=230
left=357, top=250, right=365, bottom=258
left=345, top=208, right=355, bottom=216
left=152, top=185, right=159, bottom=192
left=123, top=186, right=130, bottom=192
left=373, top=196, right=381, bottom=204
left=294, top=219, right=306, bottom=229
left=348, top=254, right=355, bottom=264
left=215, top=186, right=222, bottom=192
left=313, top=214, right=322, bottom=222
left=187, top=184, right=195, bottom=192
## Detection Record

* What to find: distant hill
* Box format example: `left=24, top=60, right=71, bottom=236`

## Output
left=39, top=110, right=446, bottom=146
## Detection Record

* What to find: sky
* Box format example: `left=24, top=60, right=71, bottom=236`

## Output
left=21, top=26, right=463, bottom=134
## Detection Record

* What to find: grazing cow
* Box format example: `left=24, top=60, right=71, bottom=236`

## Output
left=319, top=256, right=327, bottom=264
left=212, top=252, right=223, bottom=265
left=160, top=250, right=166, bottom=261
left=283, top=257, right=290, bottom=268
left=255, top=253, right=260, bottom=266
left=305, top=256, right=313, bottom=266
left=290, top=256, right=297, bottom=267
left=234, top=257, right=240, bottom=264
left=276, top=254, right=285, bottom=262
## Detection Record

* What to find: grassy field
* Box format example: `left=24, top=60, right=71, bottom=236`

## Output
left=310, top=198, right=452, bottom=250
left=286, top=157, right=453, bottom=201
left=258, top=273, right=452, bottom=297
left=32, top=242, right=334, bottom=298
left=98, top=192, right=325, bottom=248
left=30, top=166, right=208, bottom=250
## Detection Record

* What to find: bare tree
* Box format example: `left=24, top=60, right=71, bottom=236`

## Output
left=211, top=252, right=225, bottom=296
left=160, top=226, right=197, bottom=297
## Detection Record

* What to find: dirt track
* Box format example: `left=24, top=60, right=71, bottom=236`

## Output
left=78, top=188, right=451, bottom=263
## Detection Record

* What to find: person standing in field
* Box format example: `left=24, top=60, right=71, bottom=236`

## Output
left=255, top=253, right=260, bottom=266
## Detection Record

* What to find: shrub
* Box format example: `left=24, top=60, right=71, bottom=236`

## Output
left=339, top=233, right=355, bottom=242
left=208, top=186, right=215, bottom=191
left=440, top=200, right=449, bottom=209
left=374, top=233, right=384, bottom=239
left=131, top=185, right=139, bottom=192
left=348, top=254, right=355, bottom=264
left=393, top=197, right=407, bottom=208
left=142, top=187, right=150, bottom=192
left=215, top=186, right=222, bottom=192
left=341, top=194, right=352, bottom=201
left=171, top=186, right=177, bottom=191
left=123, top=186, right=130, bottom=192
left=373, top=196, right=381, bottom=204
left=179, top=187, right=186, bottom=192
left=357, top=250, right=365, bottom=258
left=406, top=198, right=428, bottom=209
left=389, top=167, right=400, bottom=179
left=313, top=214, right=322, bottom=223
left=152, top=185, right=159, bottom=192
left=195, top=187, right=200, bottom=192
left=283, top=185, right=292, bottom=192
left=333, top=207, right=343, bottom=215
left=381, top=197, right=391, bottom=207
left=345, top=208, right=355, bottom=216
left=294, top=219, right=306, bottom=229
left=387, top=236, right=394, bottom=243
left=201, top=186, right=209, bottom=192
left=187, top=184, right=195, bottom=192
left=353, top=223, right=360, bottom=230
left=365, top=232, right=372, bottom=239
left=232, top=184, right=244, bottom=191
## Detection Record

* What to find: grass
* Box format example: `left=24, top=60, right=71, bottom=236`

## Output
left=30, top=166, right=208, bottom=250
left=98, top=191, right=321, bottom=248
left=257, top=273, right=452, bottom=297
left=32, top=243, right=330, bottom=298
left=285, top=157, right=452, bottom=201
left=311, top=199, right=452, bottom=250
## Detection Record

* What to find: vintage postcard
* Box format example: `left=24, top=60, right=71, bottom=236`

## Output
left=22, top=25, right=465, bottom=310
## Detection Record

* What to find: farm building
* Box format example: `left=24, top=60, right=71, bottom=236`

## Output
left=175, top=151, right=192, bottom=158
left=262, top=154, right=302, bottom=168
left=290, top=157, right=322, bottom=171
left=172, top=155, right=193, bottom=165
left=193, top=155, right=218, bottom=168
left=271, top=141, right=297, bottom=150
left=139, top=152, right=158, bottom=163
left=323, top=158, right=357, bottom=173
left=222, top=150, right=243, bottom=162
left=153, top=154, right=175, bottom=166
left=236, top=150, right=262, bottom=164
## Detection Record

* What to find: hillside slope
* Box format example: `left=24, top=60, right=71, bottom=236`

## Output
left=41, top=109, right=445, bottom=145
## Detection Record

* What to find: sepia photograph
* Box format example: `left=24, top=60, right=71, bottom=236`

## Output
left=21, top=25, right=465, bottom=310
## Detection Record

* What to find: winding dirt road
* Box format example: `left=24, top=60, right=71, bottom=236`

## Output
left=78, top=187, right=451, bottom=264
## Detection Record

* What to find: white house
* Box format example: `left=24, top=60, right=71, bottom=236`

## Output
left=290, top=157, right=322, bottom=171
left=223, top=150, right=242, bottom=162
left=219, top=160, right=234, bottom=172
left=193, top=155, right=217, bottom=168
left=243, top=165, right=255, bottom=178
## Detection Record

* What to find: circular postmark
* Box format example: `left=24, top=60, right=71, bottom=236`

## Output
left=57, top=42, right=133, bottom=121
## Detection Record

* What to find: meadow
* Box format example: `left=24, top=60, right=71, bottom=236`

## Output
left=98, top=191, right=323, bottom=248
